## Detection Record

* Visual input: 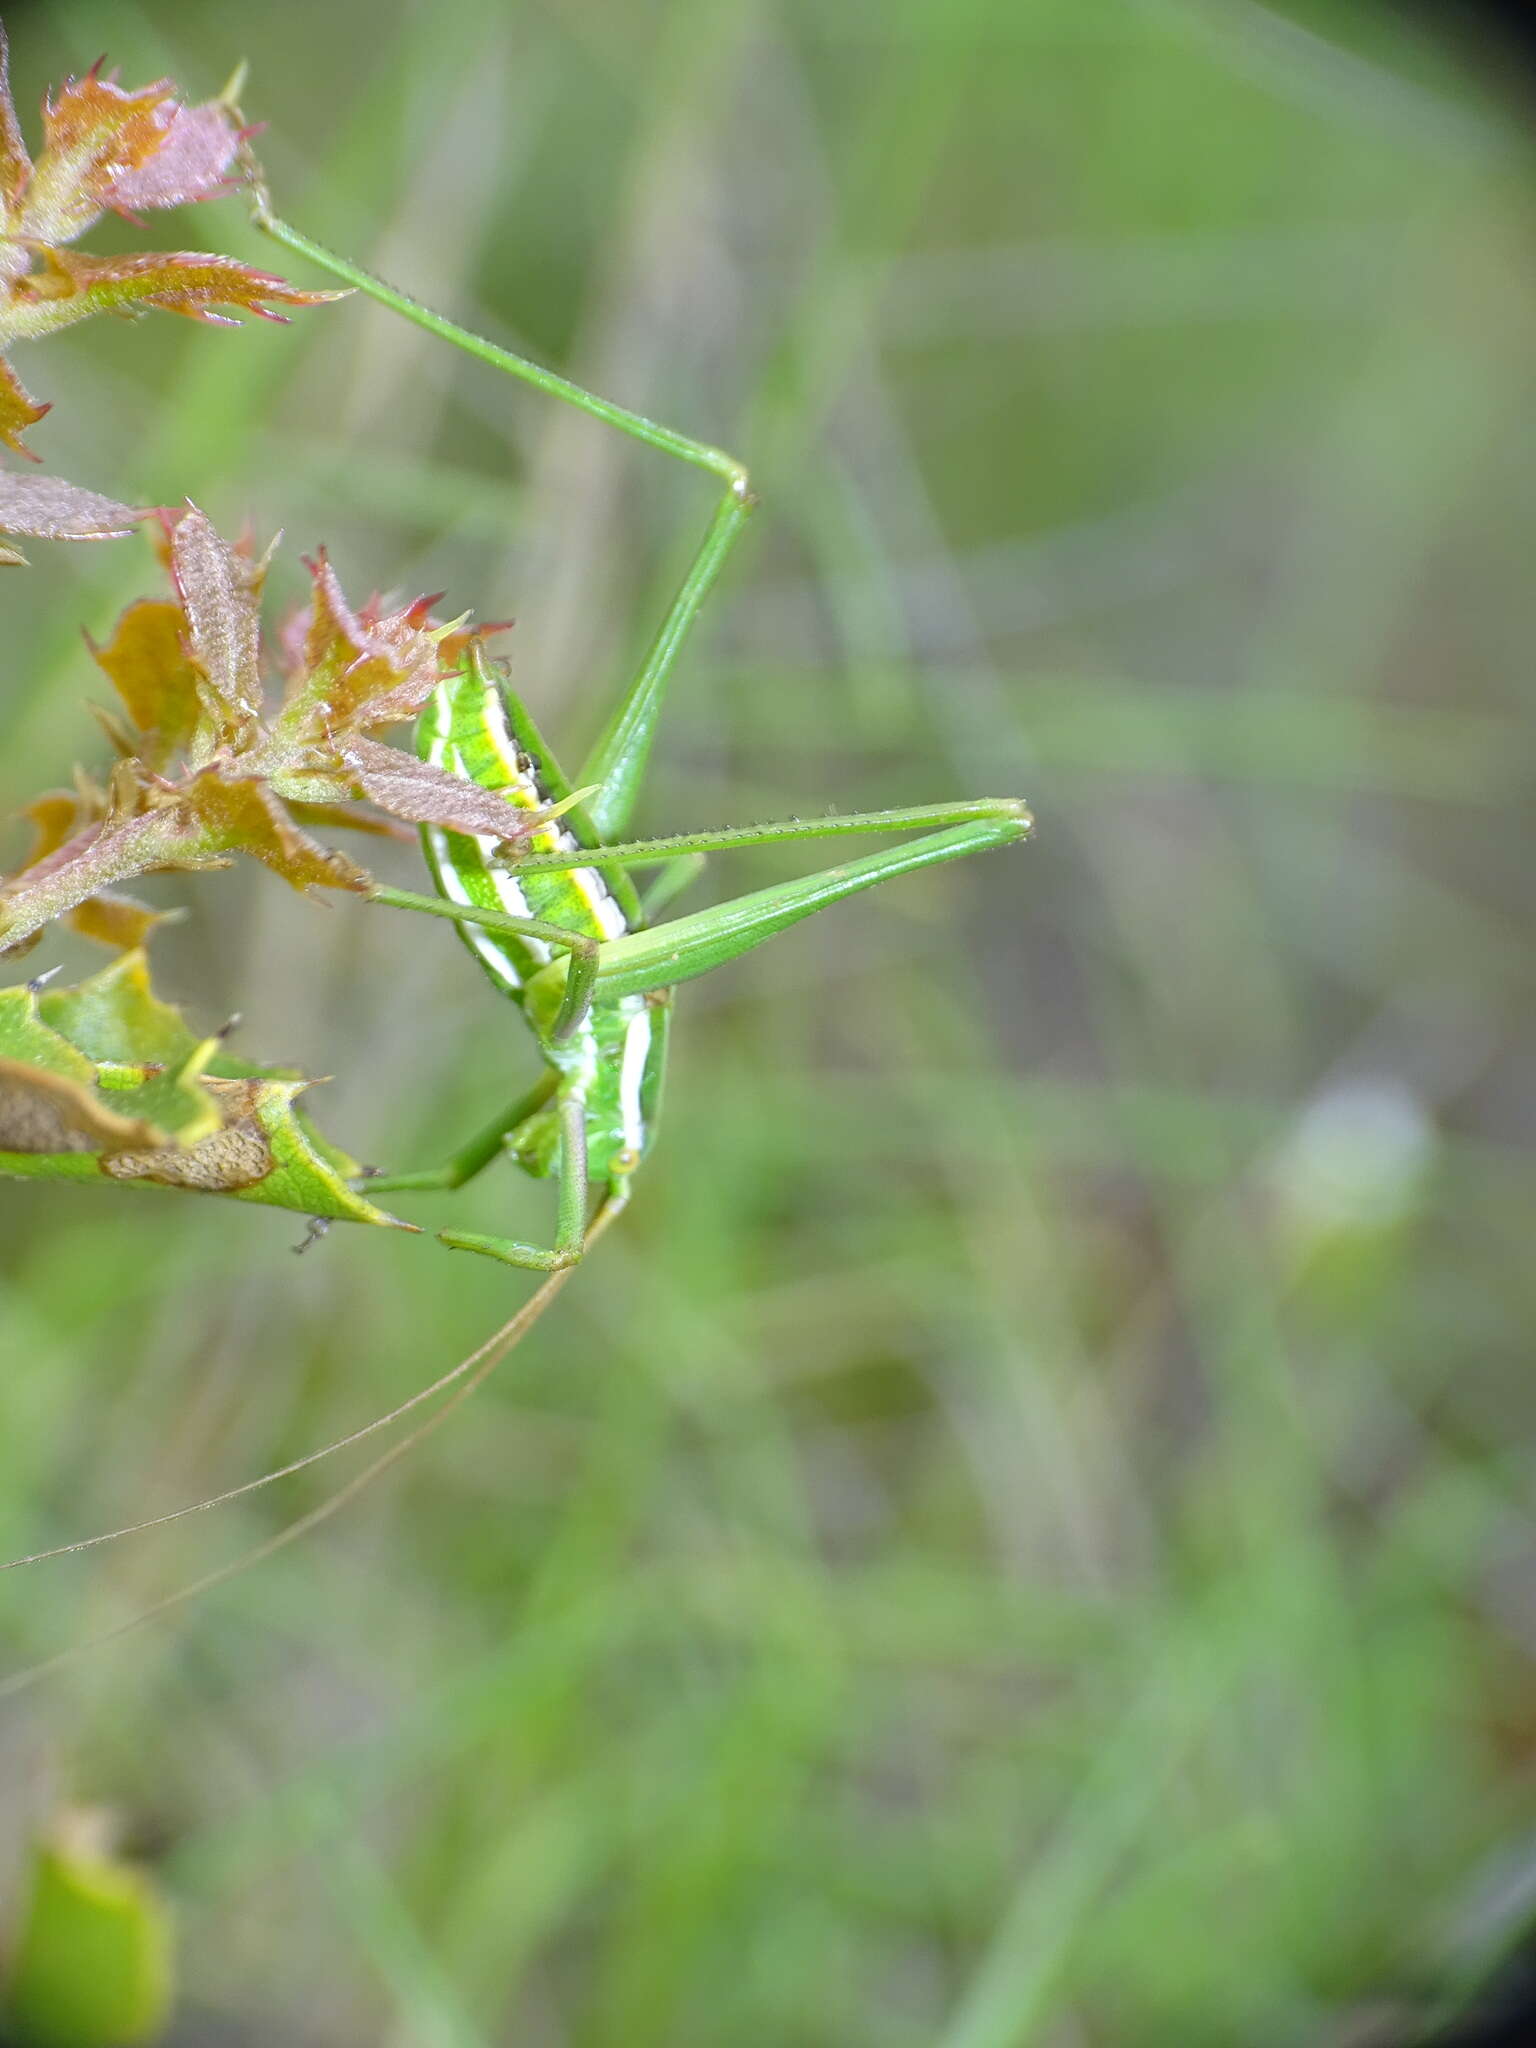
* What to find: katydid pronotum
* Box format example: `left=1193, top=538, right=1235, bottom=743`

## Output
left=0, top=133, right=1029, bottom=1687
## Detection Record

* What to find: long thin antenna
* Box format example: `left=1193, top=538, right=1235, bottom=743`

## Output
left=0, top=1202, right=622, bottom=1702
left=3, top=1288, right=541, bottom=1572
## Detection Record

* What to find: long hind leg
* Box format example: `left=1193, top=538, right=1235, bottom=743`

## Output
left=520, top=814, right=1032, bottom=1014
left=244, top=187, right=755, bottom=848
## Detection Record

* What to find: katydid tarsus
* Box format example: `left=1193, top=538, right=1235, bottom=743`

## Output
left=0, top=149, right=1030, bottom=1676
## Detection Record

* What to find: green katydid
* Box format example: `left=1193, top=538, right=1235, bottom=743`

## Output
left=0, top=137, right=1029, bottom=1677
left=242, top=186, right=1031, bottom=1274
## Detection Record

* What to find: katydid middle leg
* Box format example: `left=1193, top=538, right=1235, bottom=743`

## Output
left=360, top=893, right=612, bottom=1267
left=366, top=1069, right=557, bottom=1198
left=369, top=884, right=601, bottom=1042
left=439, top=1087, right=594, bottom=1273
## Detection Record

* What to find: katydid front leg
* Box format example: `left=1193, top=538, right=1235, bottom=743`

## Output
left=369, top=885, right=601, bottom=1043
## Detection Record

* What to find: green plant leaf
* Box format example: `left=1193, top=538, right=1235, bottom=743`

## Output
left=37, top=945, right=208, bottom=1068
left=0, top=951, right=414, bottom=1231
left=5, top=1810, right=174, bottom=2048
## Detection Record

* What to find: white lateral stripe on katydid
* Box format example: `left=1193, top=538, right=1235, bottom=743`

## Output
left=617, top=1002, right=653, bottom=1153
left=424, top=822, right=546, bottom=989
left=422, top=697, right=549, bottom=987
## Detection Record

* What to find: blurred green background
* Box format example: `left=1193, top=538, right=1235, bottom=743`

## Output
left=2, top=0, right=1535, bottom=2041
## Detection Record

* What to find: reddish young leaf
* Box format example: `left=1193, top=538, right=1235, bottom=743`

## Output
left=9, top=66, right=245, bottom=248
left=0, top=768, right=363, bottom=957
left=11, top=793, right=117, bottom=942
left=0, top=25, right=30, bottom=222
left=167, top=772, right=370, bottom=895
left=0, top=516, right=485, bottom=956
left=2, top=806, right=223, bottom=957
left=336, top=734, right=572, bottom=842
left=66, top=889, right=170, bottom=951
left=2, top=248, right=340, bottom=344
left=107, top=100, right=239, bottom=213
left=0, top=374, right=139, bottom=566
left=0, top=470, right=136, bottom=566
left=284, top=801, right=415, bottom=846
left=19, top=71, right=173, bottom=246
left=86, top=598, right=203, bottom=768
left=19, top=792, right=81, bottom=867
left=16, top=781, right=170, bottom=948
left=278, top=551, right=444, bottom=743
left=169, top=505, right=262, bottom=734
left=0, top=34, right=336, bottom=450
left=0, top=352, right=47, bottom=457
